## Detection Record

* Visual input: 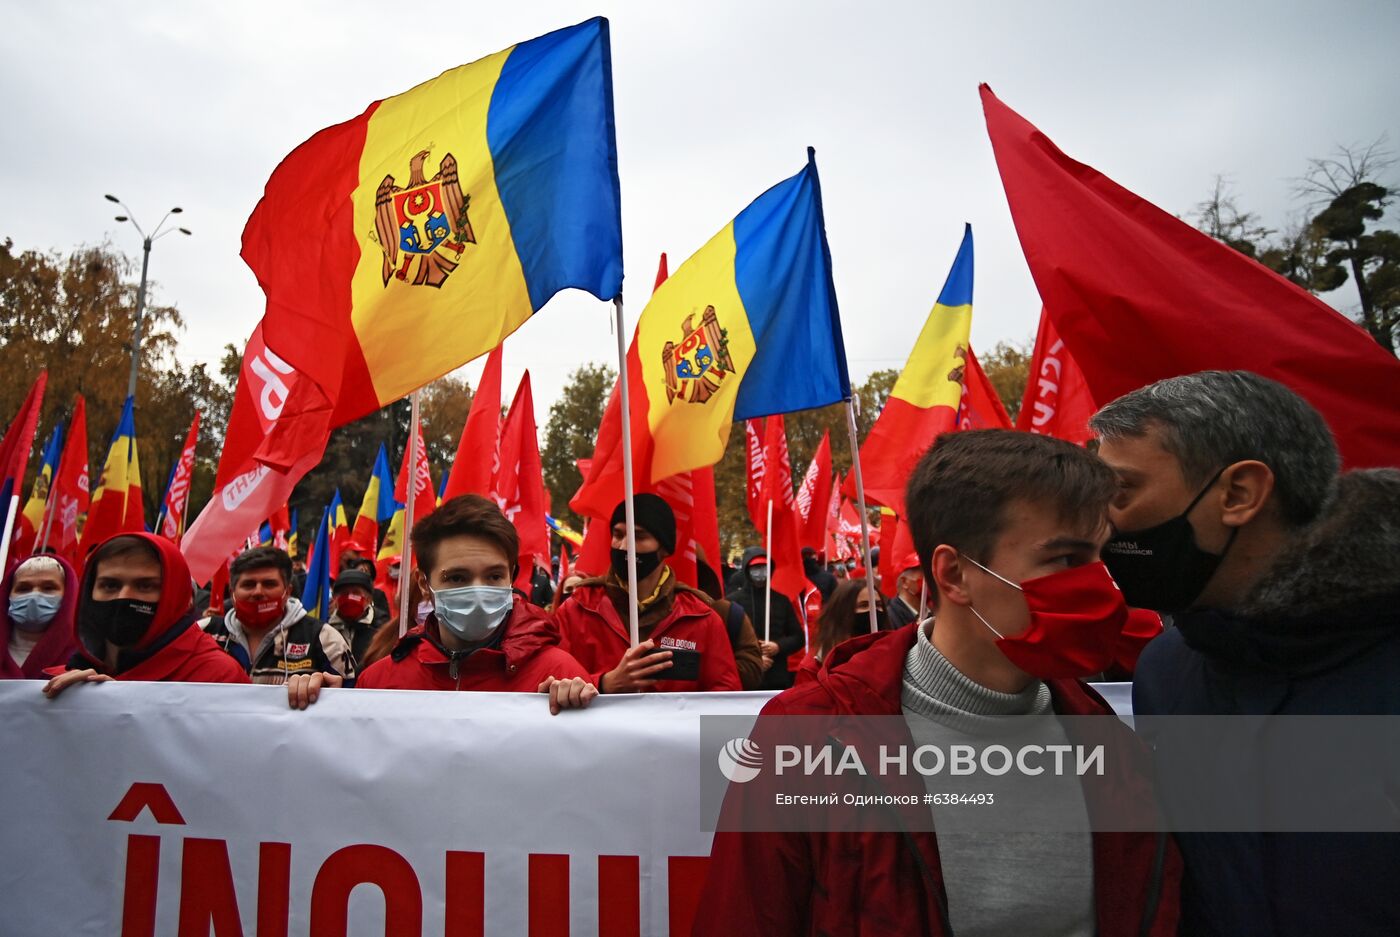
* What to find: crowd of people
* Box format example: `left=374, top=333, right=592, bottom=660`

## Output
left=3, top=369, right=1397, bottom=935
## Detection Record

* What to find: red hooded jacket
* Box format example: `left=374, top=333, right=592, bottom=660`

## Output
left=552, top=581, right=742, bottom=692
left=0, top=554, right=79, bottom=679
left=357, top=596, right=589, bottom=691
left=695, top=624, right=1180, bottom=937
left=63, top=533, right=249, bottom=684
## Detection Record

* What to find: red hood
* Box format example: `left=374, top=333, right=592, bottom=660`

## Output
left=0, top=553, right=80, bottom=679
left=807, top=622, right=1112, bottom=717
left=75, top=532, right=196, bottom=661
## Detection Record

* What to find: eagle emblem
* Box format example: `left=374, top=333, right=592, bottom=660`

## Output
left=372, top=148, right=477, bottom=288
left=662, top=305, right=734, bottom=405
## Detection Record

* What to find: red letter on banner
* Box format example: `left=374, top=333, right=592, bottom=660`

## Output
left=528, top=853, right=569, bottom=937
left=667, top=856, right=709, bottom=937
left=444, top=851, right=485, bottom=937
left=310, top=844, right=422, bottom=937
left=121, top=834, right=161, bottom=937
left=178, top=838, right=243, bottom=937
left=597, top=855, right=639, bottom=937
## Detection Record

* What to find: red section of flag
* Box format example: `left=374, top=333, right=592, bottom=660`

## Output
left=656, top=471, right=699, bottom=587
left=981, top=84, right=1400, bottom=467
left=50, top=395, right=88, bottom=563
left=849, top=396, right=956, bottom=515
left=743, top=419, right=766, bottom=536
left=183, top=323, right=328, bottom=582
left=394, top=419, right=436, bottom=529
left=1015, top=308, right=1096, bottom=444
left=958, top=348, right=1013, bottom=430
left=158, top=412, right=201, bottom=542
left=690, top=466, right=720, bottom=576
left=576, top=517, right=611, bottom=577
left=877, top=513, right=899, bottom=598
left=493, top=373, right=549, bottom=590
left=0, top=372, right=46, bottom=509
left=444, top=344, right=504, bottom=501
left=794, top=432, right=833, bottom=550
left=759, top=416, right=809, bottom=605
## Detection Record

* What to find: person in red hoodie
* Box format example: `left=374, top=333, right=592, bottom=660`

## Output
left=553, top=493, right=741, bottom=693
left=41, top=533, right=249, bottom=697
left=696, top=430, right=1180, bottom=936
left=285, top=494, right=595, bottom=714
left=1, top=554, right=79, bottom=680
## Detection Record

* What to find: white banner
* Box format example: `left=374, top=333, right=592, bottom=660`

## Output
left=0, top=681, right=1130, bottom=935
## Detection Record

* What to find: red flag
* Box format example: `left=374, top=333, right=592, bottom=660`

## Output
left=957, top=347, right=1013, bottom=430
left=394, top=419, right=436, bottom=530
left=794, top=431, right=834, bottom=550
left=49, top=395, right=89, bottom=563
left=493, top=372, right=549, bottom=590
left=758, top=416, right=808, bottom=604
left=1016, top=308, right=1096, bottom=444
left=690, top=466, right=720, bottom=575
left=443, top=344, right=504, bottom=501
left=744, top=418, right=767, bottom=535
left=0, top=372, right=47, bottom=525
left=182, top=324, right=328, bottom=581
left=158, top=412, right=201, bottom=542
left=981, top=84, right=1400, bottom=467
left=656, top=471, right=700, bottom=587
left=824, top=472, right=843, bottom=559
left=268, top=503, right=292, bottom=552
left=576, top=516, right=610, bottom=577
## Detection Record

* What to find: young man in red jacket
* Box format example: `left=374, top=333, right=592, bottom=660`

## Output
left=553, top=493, right=741, bottom=693
left=286, top=495, right=595, bottom=713
left=42, top=533, right=249, bottom=697
left=697, top=430, right=1179, bottom=936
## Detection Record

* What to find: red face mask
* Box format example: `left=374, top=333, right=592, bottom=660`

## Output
left=336, top=593, right=369, bottom=621
left=964, top=558, right=1129, bottom=679
left=233, top=595, right=285, bottom=628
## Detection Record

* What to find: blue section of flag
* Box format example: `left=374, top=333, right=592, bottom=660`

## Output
left=488, top=17, right=623, bottom=309
left=732, top=149, right=851, bottom=420
left=936, top=224, right=974, bottom=307
left=300, top=507, right=332, bottom=620
left=373, top=444, right=397, bottom=519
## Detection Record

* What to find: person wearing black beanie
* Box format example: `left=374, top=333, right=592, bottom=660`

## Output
left=553, top=494, right=741, bottom=693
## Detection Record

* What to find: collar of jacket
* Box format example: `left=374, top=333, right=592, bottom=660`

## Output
left=404, top=597, right=557, bottom=678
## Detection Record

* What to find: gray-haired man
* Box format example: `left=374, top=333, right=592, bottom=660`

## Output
left=1091, top=369, right=1400, bottom=937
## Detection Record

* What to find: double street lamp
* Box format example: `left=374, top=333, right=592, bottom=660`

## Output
left=104, top=194, right=191, bottom=401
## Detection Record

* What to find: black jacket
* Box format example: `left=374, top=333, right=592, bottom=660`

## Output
left=1132, top=469, right=1400, bottom=937
left=729, top=548, right=804, bottom=691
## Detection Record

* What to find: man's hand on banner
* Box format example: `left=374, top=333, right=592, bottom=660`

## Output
left=601, top=640, right=673, bottom=693
left=538, top=676, right=599, bottom=715
left=42, top=669, right=113, bottom=699
left=286, top=672, right=343, bottom=710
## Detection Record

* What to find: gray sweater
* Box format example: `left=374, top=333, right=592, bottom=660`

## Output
left=901, top=622, right=1095, bottom=937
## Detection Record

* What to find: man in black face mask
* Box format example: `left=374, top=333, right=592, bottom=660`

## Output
left=553, top=493, right=742, bottom=692
left=42, top=533, right=249, bottom=697
left=1091, top=370, right=1400, bottom=937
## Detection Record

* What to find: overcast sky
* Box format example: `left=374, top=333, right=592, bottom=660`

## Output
left=4, top=0, right=1397, bottom=417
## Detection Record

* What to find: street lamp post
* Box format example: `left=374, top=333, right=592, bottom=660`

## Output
left=104, top=194, right=191, bottom=402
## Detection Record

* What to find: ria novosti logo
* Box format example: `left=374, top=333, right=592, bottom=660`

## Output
left=717, top=737, right=763, bottom=783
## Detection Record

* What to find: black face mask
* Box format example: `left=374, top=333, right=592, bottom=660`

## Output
left=1102, top=469, right=1237, bottom=614
left=611, top=548, right=663, bottom=584
left=85, top=597, right=158, bottom=647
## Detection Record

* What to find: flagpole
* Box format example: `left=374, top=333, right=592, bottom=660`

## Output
left=763, top=498, right=773, bottom=644
left=918, top=577, right=928, bottom=625
left=613, top=297, right=641, bottom=647
left=844, top=400, right=881, bottom=634
left=396, top=390, right=422, bottom=637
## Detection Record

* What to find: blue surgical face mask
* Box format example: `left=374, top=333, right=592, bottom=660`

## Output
left=432, top=585, right=513, bottom=643
left=9, top=593, right=62, bottom=632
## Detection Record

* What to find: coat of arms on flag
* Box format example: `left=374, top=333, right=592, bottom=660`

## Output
left=373, top=148, right=476, bottom=288
left=662, top=306, right=733, bottom=405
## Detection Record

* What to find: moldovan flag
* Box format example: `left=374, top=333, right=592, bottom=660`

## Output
left=82, top=397, right=145, bottom=553
left=49, top=395, right=89, bottom=563
left=287, top=508, right=299, bottom=560
left=245, top=17, right=622, bottom=462
left=981, top=84, right=1400, bottom=466
left=853, top=225, right=974, bottom=515
left=1016, top=308, right=1095, bottom=444
left=636, top=151, right=850, bottom=481
left=352, top=443, right=395, bottom=555
left=16, top=423, right=62, bottom=555
left=156, top=411, right=200, bottom=542
left=443, top=344, right=503, bottom=501
left=300, top=507, right=333, bottom=621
